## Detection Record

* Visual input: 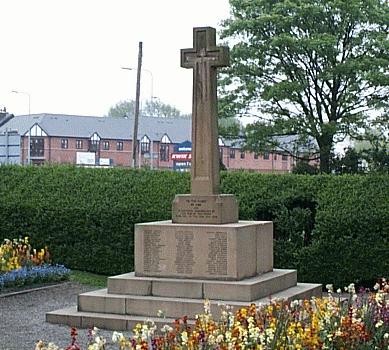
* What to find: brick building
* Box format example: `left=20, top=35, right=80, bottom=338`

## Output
left=0, top=113, right=313, bottom=172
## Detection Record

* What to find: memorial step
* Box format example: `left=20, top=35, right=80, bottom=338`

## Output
left=46, top=305, right=184, bottom=331
left=78, top=282, right=322, bottom=320
left=48, top=283, right=322, bottom=331
left=107, top=269, right=298, bottom=302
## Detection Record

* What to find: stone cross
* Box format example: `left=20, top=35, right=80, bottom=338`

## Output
left=181, top=27, right=229, bottom=195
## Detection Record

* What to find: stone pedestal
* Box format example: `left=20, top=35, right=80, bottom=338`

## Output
left=135, top=220, right=273, bottom=280
left=47, top=220, right=322, bottom=331
left=172, top=194, right=239, bottom=224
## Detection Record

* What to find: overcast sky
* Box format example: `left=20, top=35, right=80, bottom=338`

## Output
left=0, top=0, right=231, bottom=117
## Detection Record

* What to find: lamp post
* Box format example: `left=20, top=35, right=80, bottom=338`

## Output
left=121, top=67, right=154, bottom=101
left=12, top=90, right=31, bottom=165
left=12, top=90, right=30, bottom=115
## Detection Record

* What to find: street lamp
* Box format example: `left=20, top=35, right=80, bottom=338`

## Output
left=12, top=90, right=31, bottom=115
left=121, top=67, right=154, bottom=101
left=12, top=90, right=31, bottom=165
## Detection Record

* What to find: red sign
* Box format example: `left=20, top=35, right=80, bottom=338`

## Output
left=172, top=152, right=192, bottom=161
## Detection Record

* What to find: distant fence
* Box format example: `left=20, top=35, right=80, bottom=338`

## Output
left=0, top=130, right=21, bottom=165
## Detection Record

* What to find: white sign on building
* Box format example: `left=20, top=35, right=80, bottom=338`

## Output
left=99, top=158, right=111, bottom=166
left=76, top=152, right=96, bottom=165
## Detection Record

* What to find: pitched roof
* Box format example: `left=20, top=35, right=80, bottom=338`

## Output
left=0, top=113, right=191, bottom=143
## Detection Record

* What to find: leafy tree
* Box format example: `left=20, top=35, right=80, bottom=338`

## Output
left=354, top=127, right=389, bottom=172
left=107, top=100, right=135, bottom=118
left=107, top=99, right=190, bottom=119
left=292, top=159, right=319, bottom=175
left=143, top=99, right=190, bottom=118
left=218, top=115, right=243, bottom=141
left=331, top=147, right=365, bottom=174
left=219, top=0, right=389, bottom=172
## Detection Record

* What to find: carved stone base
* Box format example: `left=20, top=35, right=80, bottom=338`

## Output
left=172, top=194, right=239, bottom=224
left=134, top=220, right=273, bottom=281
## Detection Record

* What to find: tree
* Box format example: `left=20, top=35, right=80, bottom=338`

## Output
left=219, top=0, right=389, bottom=172
left=331, top=147, right=365, bottom=174
left=107, top=99, right=190, bottom=119
left=107, top=100, right=136, bottom=118
left=143, top=99, right=190, bottom=118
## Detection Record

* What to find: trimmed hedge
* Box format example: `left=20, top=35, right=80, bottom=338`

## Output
left=0, top=165, right=387, bottom=287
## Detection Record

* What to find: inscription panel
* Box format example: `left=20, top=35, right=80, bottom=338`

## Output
left=175, top=231, right=195, bottom=274
left=174, top=198, right=218, bottom=220
left=206, top=231, right=228, bottom=275
left=143, top=230, right=166, bottom=273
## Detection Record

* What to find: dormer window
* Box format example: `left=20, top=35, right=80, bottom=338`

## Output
left=160, top=134, right=171, bottom=161
left=89, top=132, right=101, bottom=152
left=140, top=135, right=150, bottom=154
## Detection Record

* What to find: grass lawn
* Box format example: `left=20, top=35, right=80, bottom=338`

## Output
left=69, top=270, right=108, bottom=288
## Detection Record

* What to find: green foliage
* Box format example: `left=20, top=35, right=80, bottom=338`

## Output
left=143, top=99, right=190, bottom=118
left=220, top=0, right=389, bottom=173
left=107, top=99, right=190, bottom=119
left=69, top=270, right=108, bottom=287
left=107, top=100, right=136, bottom=118
left=0, top=165, right=387, bottom=287
left=298, top=175, right=389, bottom=287
left=0, top=165, right=189, bottom=275
left=292, top=161, right=320, bottom=175
left=331, top=148, right=365, bottom=174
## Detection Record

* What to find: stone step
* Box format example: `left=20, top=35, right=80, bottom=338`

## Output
left=48, top=283, right=322, bottom=331
left=107, top=269, right=298, bottom=302
left=78, top=282, right=322, bottom=320
left=46, top=305, right=184, bottom=331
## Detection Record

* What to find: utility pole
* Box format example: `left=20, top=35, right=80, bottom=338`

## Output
left=131, top=42, right=142, bottom=168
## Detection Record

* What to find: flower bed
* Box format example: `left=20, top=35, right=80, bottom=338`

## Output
left=36, top=280, right=388, bottom=350
left=0, top=264, right=70, bottom=290
left=0, top=237, right=70, bottom=291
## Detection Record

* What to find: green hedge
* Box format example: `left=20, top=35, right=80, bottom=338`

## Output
left=0, top=165, right=387, bottom=287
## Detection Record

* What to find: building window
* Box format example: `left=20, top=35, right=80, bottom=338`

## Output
left=140, top=135, right=150, bottom=154
left=160, top=144, right=169, bottom=161
left=76, top=140, right=83, bottom=149
left=89, top=132, right=101, bottom=152
left=254, top=153, right=259, bottom=159
left=282, top=153, right=288, bottom=161
left=30, top=138, right=44, bottom=157
left=274, top=153, right=277, bottom=160
left=240, top=151, right=245, bottom=159
left=264, top=151, right=270, bottom=160
left=103, top=141, right=110, bottom=150
left=117, top=141, right=123, bottom=151
left=61, top=139, right=68, bottom=149
left=229, top=149, right=235, bottom=159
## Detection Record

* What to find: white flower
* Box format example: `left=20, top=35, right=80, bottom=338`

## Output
left=347, top=283, right=356, bottom=294
left=374, top=283, right=380, bottom=291
left=112, top=331, right=124, bottom=342
left=161, top=324, right=173, bottom=333
left=376, top=320, right=384, bottom=328
left=216, top=334, right=224, bottom=343
left=204, top=299, right=211, bottom=314
left=383, top=333, right=389, bottom=339
left=181, top=331, right=188, bottom=345
left=157, top=309, right=165, bottom=317
left=326, top=284, right=333, bottom=292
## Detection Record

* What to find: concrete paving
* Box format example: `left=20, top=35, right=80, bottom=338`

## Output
left=0, top=282, right=122, bottom=350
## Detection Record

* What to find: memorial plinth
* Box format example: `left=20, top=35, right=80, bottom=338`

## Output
left=47, top=26, right=321, bottom=331
left=172, top=194, right=239, bottom=224
left=135, top=220, right=273, bottom=280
